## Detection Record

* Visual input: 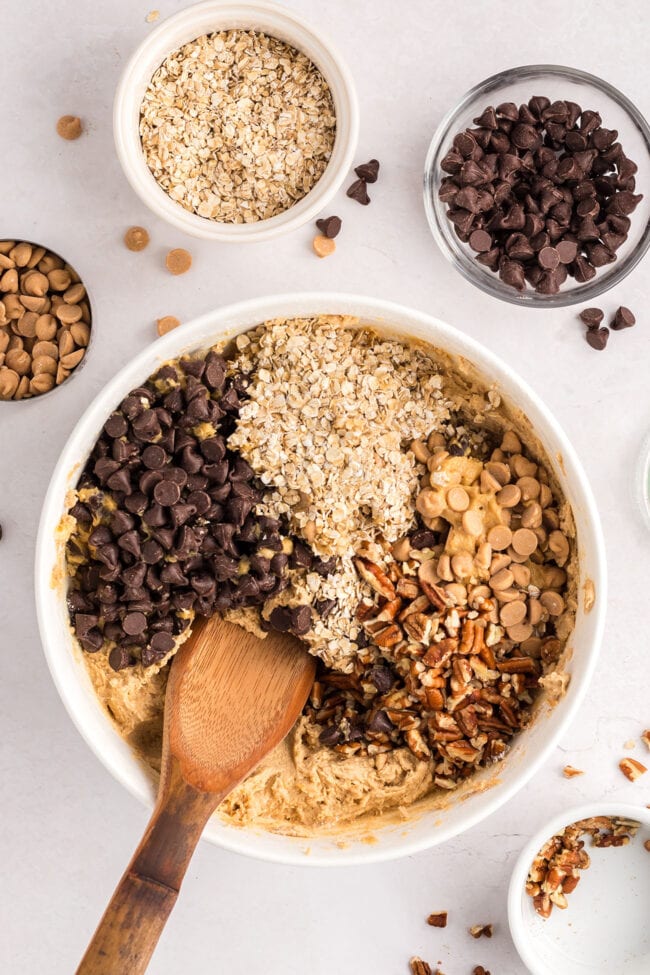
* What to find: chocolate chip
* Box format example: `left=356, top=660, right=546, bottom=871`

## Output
left=269, top=605, right=293, bottom=632
left=499, top=258, right=526, bottom=291
left=123, top=611, right=147, bottom=635
left=354, top=159, right=380, bottom=183
left=611, top=306, right=636, bottom=330
left=318, top=725, right=343, bottom=747
left=579, top=307, right=604, bottom=328
left=367, top=710, right=394, bottom=734
left=369, top=665, right=393, bottom=694
left=469, top=229, right=492, bottom=252
left=153, top=479, right=181, bottom=506
left=290, top=605, right=312, bottom=636
left=314, top=598, right=336, bottom=619
left=142, top=539, right=164, bottom=564
left=109, top=646, right=133, bottom=671
left=556, top=240, right=578, bottom=264
left=104, top=414, right=128, bottom=438
left=150, top=631, right=175, bottom=654
left=586, top=327, right=609, bottom=350
left=346, top=178, right=370, bottom=205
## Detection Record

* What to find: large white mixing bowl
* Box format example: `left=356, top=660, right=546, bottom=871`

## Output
left=35, top=293, right=606, bottom=866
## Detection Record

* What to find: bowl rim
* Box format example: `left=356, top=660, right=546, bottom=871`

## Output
left=113, top=0, right=359, bottom=242
left=507, top=800, right=650, bottom=974
left=35, top=291, right=607, bottom=866
left=423, top=62, right=650, bottom=308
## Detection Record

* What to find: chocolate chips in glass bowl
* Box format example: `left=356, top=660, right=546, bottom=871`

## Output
left=438, top=95, right=643, bottom=296
left=65, top=351, right=314, bottom=672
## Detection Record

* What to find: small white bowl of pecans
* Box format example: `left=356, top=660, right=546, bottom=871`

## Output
left=508, top=802, right=650, bottom=975
left=113, top=1, right=358, bottom=242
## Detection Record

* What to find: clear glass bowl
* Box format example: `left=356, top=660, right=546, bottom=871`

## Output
left=423, top=64, right=650, bottom=307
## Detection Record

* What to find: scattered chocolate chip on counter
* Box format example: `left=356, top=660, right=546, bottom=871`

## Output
left=156, top=316, right=181, bottom=337
left=611, top=305, right=636, bottom=329
left=526, top=815, right=640, bottom=918
left=579, top=307, right=604, bottom=328
left=313, top=235, right=336, bottom=258
left=316, top=215, right=342, bottom=239
left=165, top=248, right=192, bottom=275
left=619, top=757, right=647, bottom=781
left=124, top=226, right=150, bottom=252
left=56, top=115, right=83, bottom=140
left=355, top=158, right=380, bottom=182
left=469, top=924, right=493, bottom=939
left=426, top=911, right=448, bottom=928
left=346, top=178, right=370, bottom=205
left=0, top=523, right=3, bottom=541
left=585, top=326, right=609, bottom=351
left=439, top=97, right=642, bottom=294
left=473, top=967, right=491, bottom=975
left=0, top=240, right=91, bottom=400
left=562, top=765, right=584, bottom=778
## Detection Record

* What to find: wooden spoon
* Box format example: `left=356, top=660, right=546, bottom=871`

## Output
left=76, top=616, right=315, bottom=975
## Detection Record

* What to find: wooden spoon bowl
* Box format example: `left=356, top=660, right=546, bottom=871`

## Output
left=76, top=617, right=315, bottom=974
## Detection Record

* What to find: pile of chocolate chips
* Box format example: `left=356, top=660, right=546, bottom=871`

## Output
left=66, top=351, right=325, bottom=671
left=439, top=97, right=642, bottom=294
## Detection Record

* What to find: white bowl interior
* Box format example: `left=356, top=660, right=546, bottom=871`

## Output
left=113, top=1, right=358, bottom=241
left=508, top=804, right=650, bottom=975
left=35, top=293, right=606, bottom=866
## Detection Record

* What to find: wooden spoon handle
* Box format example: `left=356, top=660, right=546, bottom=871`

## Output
left=76, top=767, right=222, bottom=975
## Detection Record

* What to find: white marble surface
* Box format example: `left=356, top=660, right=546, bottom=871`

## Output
left=1, top=1, right=649, bottom=972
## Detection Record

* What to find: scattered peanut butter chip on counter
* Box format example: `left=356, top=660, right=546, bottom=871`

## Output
left=124, top=226, right=150, bottom=252
left=56, top=115, right=83, bottom=140
left=313, top=235, right=336, bottom=258
left=563, top=765, right=584, bottom=778
left=165, top=248, right=192, bottom=274
left=157, top=315, right=181, bottom=336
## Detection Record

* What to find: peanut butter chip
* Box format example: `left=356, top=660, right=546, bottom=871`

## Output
left=0, top=367, right=19, bottom=399
left=157, top=315, right=181, bottom=336
left=490, top=567, right=514, bottom=591
left=165, top=248, right=192, bottom=275
left=416, top=488, right=445, bottom=520
left=124, top=226, right=150, bottom=252
left=496, top=483, right=521, bottom=507
left=517, top=476, right=540, bottom=500
left=462, top=509, right=483, bottom=536
left=487, top=525, right=512, bottom=551
left=512, top=527, right=538, bottom=557
left=447, top=485, right=470, bottom=511
left=313, top=235, right=336, bottom=258
left=507, top=621, right=533, bottom=642
left=540, top=590, right=565, bottom=616
left=56, top=115, right=82, bottom=140
left=451, top=552, right=473, bottom=579
left=500, top=599, right=527, bottom=627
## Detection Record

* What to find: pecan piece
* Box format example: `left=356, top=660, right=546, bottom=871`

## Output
left=426, top=911, right=448, bottom=928
left=619, top=757, right=647, bottom=781
left=372, top=623, right=403, bottom=648
left=409, top=958, right=432, bottom=975
left=469, top=923, right=493, bottom=939
left=354, top=557, right=396, bottom=599
left=562, top=765, right=584, bottom=778
left=641, top=729, right=650, bottom=751
left=403, top=612, right=433, bottom=644
left=420, top=578, right=450, bottom=611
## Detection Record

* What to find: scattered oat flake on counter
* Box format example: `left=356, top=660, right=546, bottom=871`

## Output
left=469, top=924, right=493, bottom=939
left=563, top=765, right=584, bottom=778
left=56, top=115, right=82, bottom=140
left=619, top=757, right=647, bottom=781
left=623, top=738, right=636, bottom=750
left=426, top=911, right=448, bottom=928
left=146, top=9, right=159, bottom=22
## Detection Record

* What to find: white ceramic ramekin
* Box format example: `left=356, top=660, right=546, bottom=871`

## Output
left=508, top=802, right=650, bottom=975
left=113, top=1, right=359, bottom=242
left=35, top=293, right=606, bottom=866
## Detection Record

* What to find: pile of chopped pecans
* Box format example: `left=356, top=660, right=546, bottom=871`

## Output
left=306, top=425, right=573, bottom=785
left=140, top=30, right=336, bottom=223
left=526, top=816, right=641, bottom=918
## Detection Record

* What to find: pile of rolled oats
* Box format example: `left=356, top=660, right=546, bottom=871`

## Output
left=229, top=317, right=452, bottom=557
left=140, top=30, right=336, bottom=223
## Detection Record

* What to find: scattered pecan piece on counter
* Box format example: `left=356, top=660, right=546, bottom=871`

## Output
left=469, top=924, right=493, bottom=939
left=426, top=911, right=448, bottom=928
left=562, top=765, right=584, bottom=778
left=619, top=757, right=647, bottom=781
left=409, top=958, right=432, bottom=975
